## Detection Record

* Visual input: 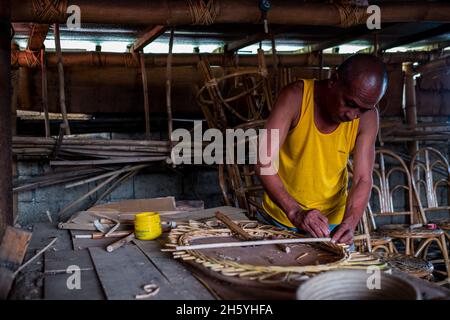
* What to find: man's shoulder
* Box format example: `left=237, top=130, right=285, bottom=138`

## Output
left=357, top=108, right=379, bottom=135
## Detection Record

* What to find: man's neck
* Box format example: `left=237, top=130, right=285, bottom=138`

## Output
left=314, top=80, right=339, bottom=131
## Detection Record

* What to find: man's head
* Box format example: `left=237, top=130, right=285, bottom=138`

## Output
left=324, top=54, right=388, bottom=123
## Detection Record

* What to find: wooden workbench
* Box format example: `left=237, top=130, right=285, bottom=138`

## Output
left=8, top=206, right=450, bottom=300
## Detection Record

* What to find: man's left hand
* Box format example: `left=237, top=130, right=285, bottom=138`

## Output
left=330, top=223, right=355, bottom=245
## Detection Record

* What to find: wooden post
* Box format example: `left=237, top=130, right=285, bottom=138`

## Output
left=166, top=28, right=174, bottom=144
left=404, top=63, right=419, bottom=155
left=0, top=1, right=13, bottom=238
left=54, top=23, right=71, bottom=135
left=140, top=51, right=151, bottom=138
left=40, top=47, right=50, bottom=137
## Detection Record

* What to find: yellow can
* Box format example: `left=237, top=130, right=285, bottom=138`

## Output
left=134, top=212, right=162, bottom=240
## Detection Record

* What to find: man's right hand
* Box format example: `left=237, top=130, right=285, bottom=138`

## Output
left=287, top=208, right=330, bottom=238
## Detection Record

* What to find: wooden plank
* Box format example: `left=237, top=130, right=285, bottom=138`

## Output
left=45, top=249, right=93, bottom=274
left=164, top=206, right=247, bottom=222
left=8, top=250, right=44, bottom=300
left=8, top=223, right=68, bottom=300
left=89, top=196, right=177, bottom=212
left=0, top=227, right=32, bottom=299
left=134, top=240, right=214, bottom=300
left=28, top=223, right=72, bottom=251
left=43, top=248, right=104, bottom=300
left=89, top=245, right=182, bottom=300
left=44, top=270, right=105, bottom=300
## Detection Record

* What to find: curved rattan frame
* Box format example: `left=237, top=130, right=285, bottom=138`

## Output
left=164, top=220, right=388, bottom=284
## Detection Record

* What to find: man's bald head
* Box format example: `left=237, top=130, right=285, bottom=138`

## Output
left=336, top=54, right=388, bottom=100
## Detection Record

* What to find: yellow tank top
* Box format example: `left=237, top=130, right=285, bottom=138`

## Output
left=262, top=79, right=360, bottom=227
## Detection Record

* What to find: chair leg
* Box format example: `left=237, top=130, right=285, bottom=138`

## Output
left=405, top=237, right=411, bottom=255
left=388, top=241, right=395, bottom=254
left=414, top=238, right=435, bottom=258
left=438, top=234, right=450, bottom=284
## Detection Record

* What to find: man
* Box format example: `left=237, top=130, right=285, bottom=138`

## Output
left=256, top=54, right=388, bottom=245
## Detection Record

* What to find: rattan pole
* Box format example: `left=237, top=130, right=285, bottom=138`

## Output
left=140, top=51, right=151, bottom=138
left=40, top=47, right=50, bottom=137
left=175, top=237, right=333, bottom=250
left=166, top=28, right=174, bottom=146
left=54, top=24, right=70, bottom=135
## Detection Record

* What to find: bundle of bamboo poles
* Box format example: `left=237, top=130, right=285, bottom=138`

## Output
left=13, top=136, right=171, bottom=162
left=12, top=136, right=175, bottom=218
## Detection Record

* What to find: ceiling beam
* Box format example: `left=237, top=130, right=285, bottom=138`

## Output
left=224, top=26, right=291, bottom=53
left=11, top=1, right=450, bottom=26
left=131, top=25, right=167, bottom=52
left=380, top=24, right=450, bottom=52
left=27, top=24, right=49, bottom=51
left=307, top=23, right=403, bottom=53
left=224, top=32, right=269, bottom=53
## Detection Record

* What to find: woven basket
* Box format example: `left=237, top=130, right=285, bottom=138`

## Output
left=296, top=269, right=421, bottom=300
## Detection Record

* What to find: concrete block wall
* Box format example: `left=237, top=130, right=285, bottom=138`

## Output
left=16, top=162, right=223, bottom=226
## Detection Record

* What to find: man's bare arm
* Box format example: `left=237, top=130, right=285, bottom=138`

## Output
left=331, top=108, right=379, bottom=244
left=255, top=82, right=330, bottom=238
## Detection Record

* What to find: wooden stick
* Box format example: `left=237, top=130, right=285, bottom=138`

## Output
left=106, top=233, right=135, bottom=252
left=58, top=172, right=122, bottom=217
left=52, top=123, right=66, bottom=158
left=166, top=27, right=174, bottom=147
left=53, top=24, right=70, bottom=135
left=13, top=237, right=57, bottom=277
left=94, top=168, right=141, bottom=204
left=175, top=237, right=334, bottom=251
left=140, top=51, right=151, bottom=138
left=64, top=164, right=143, bottom=189
left=40, top=47, right=50, bottom=137
left=215, top=211, right=254, bottom=240
left=50, top=156, right=166, bottom=166
left=74, top=231, right=132, bottom=239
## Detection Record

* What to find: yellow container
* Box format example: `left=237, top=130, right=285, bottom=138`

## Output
left=134, top=212, right=162, bottom=240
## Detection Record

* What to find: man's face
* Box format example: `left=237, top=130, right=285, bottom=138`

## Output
left=327, top=74, right=383, bottom=123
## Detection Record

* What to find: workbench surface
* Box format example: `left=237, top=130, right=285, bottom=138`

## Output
left=9, top=207, right=450, bottom=300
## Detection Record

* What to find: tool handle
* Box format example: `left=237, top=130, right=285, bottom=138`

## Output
left=215, top=211, right=253, bottom=240
left=106, top=233, right=135, bottom=252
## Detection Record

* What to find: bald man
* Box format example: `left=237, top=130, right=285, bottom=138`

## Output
left=256, top=54, right=388, bottom=245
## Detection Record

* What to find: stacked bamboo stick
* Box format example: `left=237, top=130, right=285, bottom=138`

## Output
left=13, top=136, right=171, bottom=160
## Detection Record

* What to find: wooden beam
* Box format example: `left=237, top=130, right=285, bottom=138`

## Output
left=224, top=26, right=290, bottom=53
left=11, top=51, right=435, bottom=68
left=225, top=33, right=269, bottom=53
left=0, top=0, right=13, bottom=237
left=0, top=227, right=32, bottom=299
left=27, top=24, right=49, bottom=51
left=53, top=24, right=71, bottom=135
left=11, top=1, right=450, bottom=26
left=380, top=24, right=450, bottom=52
left=132, top=25, right=167, bottom=53
left=306, top=24, right=400, bottom=53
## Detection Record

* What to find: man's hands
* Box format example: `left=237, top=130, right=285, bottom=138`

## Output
left=287, top=209, right=330, bottom=238
left=287, top=208, right=356, bottom=244
left=330, top=222, right=355, bottom=245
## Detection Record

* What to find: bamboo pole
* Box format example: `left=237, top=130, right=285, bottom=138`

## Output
left=166, top=28, right=174, bottom=144
left=53, top=24, right=70, bottom=135
left=403, top=63, right=419, bottom=155
left=139, top=51, right=151, bottom=138
left=11, top=1, right=450, bottom=26
left=40, top=47, right=50, bottom=137
left=12, top=51, right=434, bottom=68
left=0, top=0, right=13, bottom=236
